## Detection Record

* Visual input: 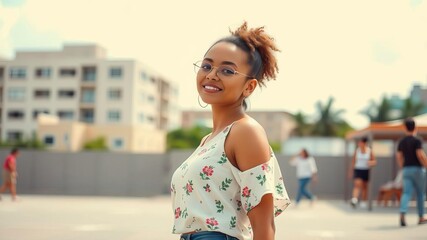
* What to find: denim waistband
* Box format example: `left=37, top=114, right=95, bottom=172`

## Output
left=180, top=231, right=239, bottom=240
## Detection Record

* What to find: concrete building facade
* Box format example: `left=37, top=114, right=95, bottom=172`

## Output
left=0, top=44, right=179, bottom=152
left=181, top=110, right=296, bottom=143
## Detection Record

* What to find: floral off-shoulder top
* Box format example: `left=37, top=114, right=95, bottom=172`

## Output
left=170, top=122, right=291, bottom=240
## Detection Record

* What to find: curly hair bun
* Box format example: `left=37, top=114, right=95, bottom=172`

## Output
left=231, top=21, right=280, bottom=84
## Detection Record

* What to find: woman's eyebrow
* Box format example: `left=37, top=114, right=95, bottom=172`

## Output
left=203, top=58, right=237, bottom=67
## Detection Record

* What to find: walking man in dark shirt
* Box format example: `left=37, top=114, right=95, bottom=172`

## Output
left=397, top=118, right=427, bottom=226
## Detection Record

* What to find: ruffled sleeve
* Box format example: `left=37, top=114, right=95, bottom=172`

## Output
left=231, top=152, right=291, bottom=217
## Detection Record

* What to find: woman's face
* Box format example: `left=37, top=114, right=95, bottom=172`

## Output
left=358, top=140, right=366, bottom=148
left=196, top=41, right=256, bottom=107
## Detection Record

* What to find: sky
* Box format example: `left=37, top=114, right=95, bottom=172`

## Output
left=0, top=0, right=426, bottom=129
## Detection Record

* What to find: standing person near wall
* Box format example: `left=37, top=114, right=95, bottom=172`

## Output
left=397, top=118, right=427, bottom=227
left=170, top=22, right=290, bottom=240
left=0, top=148, right=19, bottom=201
left=348, top=137, right=377, bottom=208
left=289, top=148, right=318, bottom=206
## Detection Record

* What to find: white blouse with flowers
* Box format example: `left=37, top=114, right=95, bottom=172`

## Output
left=170, top=122, right=291, bottom=240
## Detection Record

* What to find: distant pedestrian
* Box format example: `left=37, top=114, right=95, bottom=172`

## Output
left=0, top=148, right=19, bottom=201
left=289, top=148, right=318, bottom=206
left=348, top=137, right=377, bottom=208
left=396, top=118, right=427, bottom=227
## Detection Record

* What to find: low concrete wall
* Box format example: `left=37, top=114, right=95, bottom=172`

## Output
left=0, top=149, right=399, bottom=200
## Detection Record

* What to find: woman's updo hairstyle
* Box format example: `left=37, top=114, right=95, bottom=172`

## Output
left=211, top=21, right=280, bottom=87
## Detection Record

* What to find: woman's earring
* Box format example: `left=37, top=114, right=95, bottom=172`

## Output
left=198, top=95, right=208, bottom=108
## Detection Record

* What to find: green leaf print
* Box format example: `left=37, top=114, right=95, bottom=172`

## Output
left=180, top=162, right=188, bottom=170
left=181, top=208, right=188, bottom=218
left=220, top=178, right=233, bottom=191
left=229, top=216, right=237, bottom=229
left=217, top=152, right=227, bottom=164
left=256, top=174, right=267, bottom=186
left=215, top=200, right=224, bottom=213
left=276, top=183, right=284, bottom=195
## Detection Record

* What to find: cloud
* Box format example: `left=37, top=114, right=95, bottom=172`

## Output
left=1, top=0, right=26, bottom=7
left=372, top=42, right=399, bottom=65
left=410, top=0, right=424, bottom=8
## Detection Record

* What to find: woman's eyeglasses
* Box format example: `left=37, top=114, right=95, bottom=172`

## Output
left=193, top=61, right=253, bottom=79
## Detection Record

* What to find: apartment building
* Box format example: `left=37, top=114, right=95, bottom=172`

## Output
left=0, top=44, right=179, bottom=152
left=181, top=110, right=296, bottom=143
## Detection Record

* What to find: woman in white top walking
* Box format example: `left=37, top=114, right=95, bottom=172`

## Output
left=348, top=137, right=377, bottom=208
left=170, top=22, right=290, bottom=240
left=290, top=149, right=318, bottom=205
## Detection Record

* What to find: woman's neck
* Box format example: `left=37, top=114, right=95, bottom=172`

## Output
left=210, top=104, right=246, bottom=133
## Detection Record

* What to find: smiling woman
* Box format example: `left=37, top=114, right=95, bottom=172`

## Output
left=171, top=22, right=290, bottom=240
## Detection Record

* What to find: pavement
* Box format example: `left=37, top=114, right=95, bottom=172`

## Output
left=0, top=195, right=426, bottom=240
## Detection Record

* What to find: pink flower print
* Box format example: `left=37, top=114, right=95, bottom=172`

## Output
left=261, top=163, right=271, bottom=172
left=200, top=165, right=214, bottom=180
left=183, top=180, right=194, bottom=195
left=203, top=166, right=214, bottom=176
left=175, top=207, right=181, bottom=219
left=203, top=184, right=211, bottom=192
left=206, top=217, right=219, bottom=230
left=198, top=148, right=207, bottom=156
left=186, top=183, right=193, bottom=193
left=242, top=186, right=251, bottom=198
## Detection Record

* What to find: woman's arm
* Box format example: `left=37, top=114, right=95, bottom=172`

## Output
left=368, top=150, right=377, bottom=167
left=228, top=120, right=275, bottom=240
left=348, top=151, right=356, bottom=179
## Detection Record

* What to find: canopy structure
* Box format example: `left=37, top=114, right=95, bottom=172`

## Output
left=344, top=114, right=427, bottom=210
left=346, top=114, right=427, bottom=141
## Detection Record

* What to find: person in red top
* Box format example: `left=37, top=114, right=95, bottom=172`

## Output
left=0, top=148, right=19, bottom=201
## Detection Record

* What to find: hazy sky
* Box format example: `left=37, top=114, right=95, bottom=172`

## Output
left=1, top=0, right=426, bottom=129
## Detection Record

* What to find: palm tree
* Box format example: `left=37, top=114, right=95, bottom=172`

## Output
left=400, top=97, right=425, bottom=119
left=360, top=96, right=393, bottom=123
left=292, top=111, right=311, bottom=136
left=312, top=97, right=346, bottom=136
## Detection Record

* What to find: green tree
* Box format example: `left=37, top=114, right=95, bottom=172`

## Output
left=312, top=97, right=348, bottom=137
left=360, top=96, right=393, bottom=122
left=292, top=111, right=312, bottom=136
left=83, top=137, right=108, bottom=150
left=167, top=125, right=211, bottom=150
left=400, top=97, right=425, bottom=119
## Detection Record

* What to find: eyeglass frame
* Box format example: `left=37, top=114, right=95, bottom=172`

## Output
left=193, top=61, right=254, bottom=79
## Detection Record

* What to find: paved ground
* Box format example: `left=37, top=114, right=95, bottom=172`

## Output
left=0, top=195, right=426, bottom=240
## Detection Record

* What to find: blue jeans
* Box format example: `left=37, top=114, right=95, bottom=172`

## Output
left=400, top=167, right=426, bottom=217
left=180, top=231, right=239, bottom=240
left=296, top=177, right=313, bottom=203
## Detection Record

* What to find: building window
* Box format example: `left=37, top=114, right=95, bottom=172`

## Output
left=139, top=113, right=144, bottom=123
left=141, top=71, right=148, bottom=81
left=43, top=135, right=55, bottom=146
left=58, top=90, right=75, bottom=98
left=107, top=110, right=121, bottom=122
left=34, top=89, right=50, bottom=99
left=82, top=66, right=96, bottom=82
left=148, top=95, right=155, bottom=103
left=109, top=67, right=122, bottom=78
left=9, top=67, right=26, bottom=79
left=58, top=110, right=74, bottom=120
left=6, top=131, right=23, bottom=142
left=80, top=109, right=94, bottom=123
left=59, top=68, right=76, bottom=77
left=108, top=89, right=121, bottom=100
left=0, top=67, right=5, bottom=80
left=7, top=110, right=25, bottom=120
left=33, top=110, right=49, bottom=119
left=147, top=116, right=155, bottom=123
left=7, top=88, right=26, bottom=101
left=112, top=138, right=124, bottom=149
left=35, top=68, right=51, bottom=78
left=81, top=89, right=95, bottom=103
